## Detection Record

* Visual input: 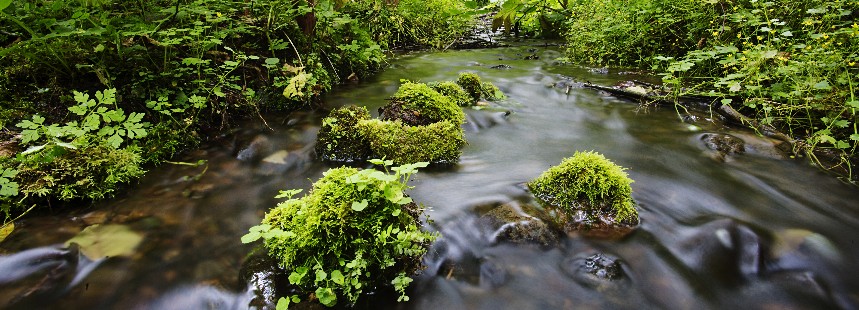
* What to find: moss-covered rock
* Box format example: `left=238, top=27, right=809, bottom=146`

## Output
left=384, top=82, right=465, bottom=125
left=315, top=106, right=372, bottom=162
left=528, top=151, right=638, bottom=238
left=429, top=81, right=473, bottom=107
left=358, top=119, right=464, bottom=165
left=455, top=72, right=505, bottom=103
left=243, top=162, right=437, bottom=306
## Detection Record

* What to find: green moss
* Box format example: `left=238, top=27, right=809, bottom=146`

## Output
left=12, top=144, right=145, bottom=201
left=248, top=163, right=436, bottom=306
left=358, top=119, right=464, bottom=164
left=391, top=82, right=465, bottom=125
left=316, top=106, right=372, bottom=162
left=455, top=72, right=505, bottom=102
left=528, top=151, right=637, bottom=223
left=429, top=81, right=473, bottom=106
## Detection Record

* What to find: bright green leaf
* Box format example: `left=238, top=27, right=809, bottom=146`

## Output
left=275, top=297, right=290, bottom=310
left=351, top=199, right=368, bottom=211
left=315, top=287, right=337, bottom=307
left=813, top=81, right=832, bottom=90
left=331, top=270, right=345, bottom=285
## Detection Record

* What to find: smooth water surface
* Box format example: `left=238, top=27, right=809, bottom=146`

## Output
left=2, top=45, right=859, bottom=309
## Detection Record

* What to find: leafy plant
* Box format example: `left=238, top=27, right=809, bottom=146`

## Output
left=242, top=160, right=437, bottom=307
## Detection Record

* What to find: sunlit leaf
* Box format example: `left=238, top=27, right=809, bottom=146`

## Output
left=351, top=199, right=368, bottom=211
left=0, top=223, right=13, bottom=244
left=65, top=224, right=143, bottom=260
left=315, top=287, right=337, bottom=307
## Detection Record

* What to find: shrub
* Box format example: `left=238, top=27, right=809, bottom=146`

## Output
left=358, top=119, right=465, bottom=164
left=528, top=151, right=637, bottom=223
left=242, top=161, right=437, bottom=307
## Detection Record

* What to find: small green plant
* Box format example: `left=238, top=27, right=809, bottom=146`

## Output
left=17, top=89, right=149, bottom=150
left=316, top=105, right=373, bottom=162
left=242, top=160, right=437, bottom=307
left=528, top=151, right=637, bottom=223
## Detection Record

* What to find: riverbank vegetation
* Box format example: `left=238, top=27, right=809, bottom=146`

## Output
left=495, top=0, right=858, bottom=180
left=0, top=0, right=485, bottom=222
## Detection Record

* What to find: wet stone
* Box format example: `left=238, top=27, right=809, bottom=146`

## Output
left=490, top=64, right=512, bottom=69
left=478, top=203, right=559, bottom=247
left=561, top=253, right=625, bottom=289
left=700, top=133, right=745, bottom=161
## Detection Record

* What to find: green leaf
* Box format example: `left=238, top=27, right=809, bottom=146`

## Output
left=275, top=189, right=303, bottom=199
left=265, top=58, right=280, bottom=65
left=315, top=269, right=327, bottom=282
left=0, top=0, right=13, bottom=11
left=846, top=101, right=859, bottom=109
left=106, top=134, right=123, bottom=148
left=69, top=104, right=88, bottom=116
left=20, top=144, right=46, bottom=155
left=850, top=134, right=859, bottom=141
left=0, top=168, right=16, bottom=178
left=288, top=267, right=309, bottom=284
left=813, top=80, right=831, bottom=90
left=65, top=224, right=143, bottom=260
left=315, top=287, right=337, bottom=307
left=351, top=199, right=368, bottom=211
left=836, top=140, right=850, bottom=149
left=762, top=50, right=778, bottom=59
left=240, top=231, right=262, bottom=243
left=331, top=270, right=345, bottom=285
left=275, top=297, right=290, bottom=310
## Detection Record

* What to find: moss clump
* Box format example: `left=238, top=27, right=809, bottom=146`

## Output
left=9, top=144, right=145, bottom=202
left=316, top=106, right=372, bottom=162
left=243, top=163, right=437, bottom=306
left=455, top=72, right=506, bottom=102
left=359, top=119, right=464, bottom=164
left=390, top=82, right=465, bottom=125
left=528, top=151, right=637, bottom=224
left=429, top=81, right=473, bottom=106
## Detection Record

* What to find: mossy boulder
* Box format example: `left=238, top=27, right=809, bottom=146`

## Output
left=358, top=119, right=464, bottom=165
left=243, top=163, right=437, bottom=306
left=528, top=151, right=638, bottom=238
left=429, top=81, right=473, bottom=107
left=382, top=82, right=465, bottom=126
left=315, top=106, right=372, bottom=162
left=456, top=72, right=505, bottom=103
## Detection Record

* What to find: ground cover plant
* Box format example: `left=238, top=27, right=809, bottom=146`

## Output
left=242, top=160, right=437, bottom=307
left=0, top=0, right=485, bottom=222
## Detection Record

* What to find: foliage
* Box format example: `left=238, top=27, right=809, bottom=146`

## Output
left=528, top=151, right=637, bottom=223
left=359, top=119, right=465, bottom=164
left=492, top=0, right=572, bottom=38
left=392, top=82, right=465, bottom=125
left=0, top=0, right=486, bottom=220
left=540, top=0, right=859, bottom=176
left=242, top=161, right=438, bottom=306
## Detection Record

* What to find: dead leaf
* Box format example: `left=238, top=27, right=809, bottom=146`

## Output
left=0, top=222, right=13, bottom=244
left=65, top=224, right=143, bottom=260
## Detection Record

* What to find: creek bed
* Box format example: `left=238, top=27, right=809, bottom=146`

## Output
left=2, top=44, right=859, bottom=309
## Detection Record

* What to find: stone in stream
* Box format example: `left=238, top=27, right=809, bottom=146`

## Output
left=528, top=151, right=639, bottom=239
left=561, top=253, right=626, bottom=289
left=700, top=133, right=745, bottom=162
left=477, top=202, right=559, bottom=247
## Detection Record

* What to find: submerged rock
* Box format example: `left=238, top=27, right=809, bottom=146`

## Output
left=477, top=202, right=559, bottom=246
left=700, top=133, right=745, bottom=161
left=561, top=252, right=626, bottom=288
left=528, top=151, right=639, bottom=239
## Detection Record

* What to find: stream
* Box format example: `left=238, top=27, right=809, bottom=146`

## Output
left=2, top=43, right=859, bottom=310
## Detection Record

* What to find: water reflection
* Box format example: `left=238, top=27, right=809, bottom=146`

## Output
left=1, top=45, right=858, bottom=309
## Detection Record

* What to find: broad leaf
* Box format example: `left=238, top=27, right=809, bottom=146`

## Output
left=65, top=224, right=143, bottom=260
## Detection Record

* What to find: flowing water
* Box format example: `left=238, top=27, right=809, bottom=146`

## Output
left=2, top=44, right=859, bottom=310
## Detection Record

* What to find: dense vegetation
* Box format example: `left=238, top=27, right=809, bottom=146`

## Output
left=242, top=160, right=437, bottom=307
left=496, top=0, right=858, bottom=180
left=0, top=0, right=483, bottom=222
